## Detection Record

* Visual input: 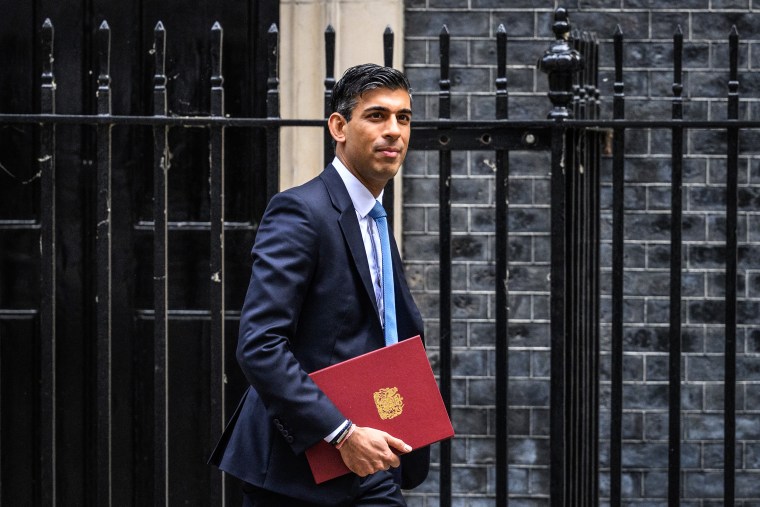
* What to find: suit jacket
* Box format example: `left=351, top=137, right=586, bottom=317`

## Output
left=209, top=164, right=430, bottom=504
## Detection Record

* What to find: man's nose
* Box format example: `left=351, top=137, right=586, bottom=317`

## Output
left=384, top=117, right=402, bottom=137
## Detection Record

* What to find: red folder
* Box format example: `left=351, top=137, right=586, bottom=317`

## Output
left=305, top=336, right=454, bottom=484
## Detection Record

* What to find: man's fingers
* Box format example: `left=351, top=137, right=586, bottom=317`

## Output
left=385, top=434, right=412, bottom=454
left=339, top=427, right=412, bottom=476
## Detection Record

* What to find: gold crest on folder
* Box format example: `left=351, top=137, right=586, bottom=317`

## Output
left=373, top=387, right=405, bottom=420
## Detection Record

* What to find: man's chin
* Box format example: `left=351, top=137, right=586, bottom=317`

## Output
left=384, top=166, right=403, bottom=180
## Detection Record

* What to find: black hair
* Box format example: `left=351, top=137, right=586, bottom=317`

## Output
left=330, top=63, right=412, bottom=122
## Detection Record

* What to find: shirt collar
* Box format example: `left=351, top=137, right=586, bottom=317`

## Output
left=332, top=157, right=383, bottom=218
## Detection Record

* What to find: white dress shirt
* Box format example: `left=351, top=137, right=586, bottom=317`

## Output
left=332, top=157, right=386, bottom=321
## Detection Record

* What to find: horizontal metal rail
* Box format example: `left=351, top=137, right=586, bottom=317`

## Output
left=3, top=113, right=760, bottom=130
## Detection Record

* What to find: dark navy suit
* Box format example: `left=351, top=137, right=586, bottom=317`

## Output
left=209, top=165, right=429, bottom=505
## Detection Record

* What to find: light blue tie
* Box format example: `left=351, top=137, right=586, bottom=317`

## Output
left=369, top=201, right=398, bottom=346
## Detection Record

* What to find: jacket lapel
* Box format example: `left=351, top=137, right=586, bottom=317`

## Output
left=320, top=165, right=381, bottom=322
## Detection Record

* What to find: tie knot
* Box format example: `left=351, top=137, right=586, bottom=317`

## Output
left=368, top=201, right=387, bottom=220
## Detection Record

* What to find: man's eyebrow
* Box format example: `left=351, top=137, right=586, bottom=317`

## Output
left=362, top=105, right=413, bottom=115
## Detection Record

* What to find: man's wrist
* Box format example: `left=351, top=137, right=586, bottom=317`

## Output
left=326, top=419, right=352, bottom=446
left=334, top=424, right=356, bottom=450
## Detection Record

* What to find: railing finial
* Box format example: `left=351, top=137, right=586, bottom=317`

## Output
left=538, top=7, right=583, bottom=119
left=553, top=6, right=571, bottom=41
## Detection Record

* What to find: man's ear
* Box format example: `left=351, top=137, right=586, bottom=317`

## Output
left=327, top=112, right=347, bottom=143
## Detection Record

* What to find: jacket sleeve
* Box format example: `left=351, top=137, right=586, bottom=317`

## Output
left=236, top=190, right=346, bottom=455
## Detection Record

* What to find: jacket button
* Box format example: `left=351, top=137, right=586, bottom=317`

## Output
left=286, top=436, right=294, bottom=443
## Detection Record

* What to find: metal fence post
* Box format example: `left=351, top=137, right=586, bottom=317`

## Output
left=437, top=23, right=452, bottom=507
left=266, top=23, right=280, bottom=201
left=382, top=26, right=396, bottom=229
left=95, top=19, right=113, bottom=507
left=39, top=17, right=57, bottom=507
left=538, top=7, right=583, bottom=506
left=609, top=24, right=625, bottom=507
left=152, top=21, right=170, bottom=506
left=668, top=25, right=684, bottom=507
left=209, top=20, right=226, bottom=507
left=724, top=25, right=740, bottom=507
left=494, top=22, right=510, bottom=507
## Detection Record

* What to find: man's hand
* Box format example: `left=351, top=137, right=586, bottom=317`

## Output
left=337, top=425, right=412, bottom=477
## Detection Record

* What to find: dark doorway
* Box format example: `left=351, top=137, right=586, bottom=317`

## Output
left=0, top=1, right=277, bottom=505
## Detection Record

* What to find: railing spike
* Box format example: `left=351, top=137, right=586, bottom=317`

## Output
left=614, top=24, right=623, bottom=36
left=324, top=26, right=335, bottom=79
left=383, top=25, right=394, bottom=68
left=673, top=24, right=683, bottom=100
left=41, top=19, right=54, bottom=77
left=440, top=24, right=449, bottom=35
left=268, top=22, right=278, bottom=34
left=97, top=19, right=111, bottom=100
left=729, top=24, right=739, bottom=86
left=211, top=21, right=223, bottom=88
left=153, top=20, right=167, bottom=94
left=496, top=22, right=508, bottom=121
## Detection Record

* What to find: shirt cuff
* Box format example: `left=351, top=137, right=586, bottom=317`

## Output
left=323, top=419, right=350, bottom=443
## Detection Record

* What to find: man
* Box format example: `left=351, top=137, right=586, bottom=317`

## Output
left=209, top=64, right=430, bottom=506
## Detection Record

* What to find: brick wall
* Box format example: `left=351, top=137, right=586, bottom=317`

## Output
left=401, top=1, right=760, bottom=505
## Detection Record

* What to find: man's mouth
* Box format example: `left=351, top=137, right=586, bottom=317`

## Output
left=377, top=147, right=401, bottom=157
